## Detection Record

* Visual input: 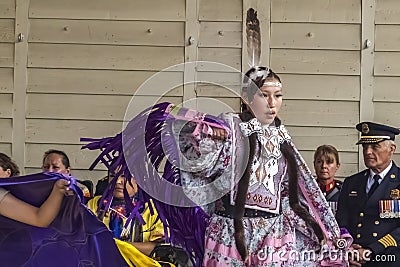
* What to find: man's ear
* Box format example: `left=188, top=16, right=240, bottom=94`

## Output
left=5, top=169, right=11, bottom=177
left=391, top=143, right=397, bottom=153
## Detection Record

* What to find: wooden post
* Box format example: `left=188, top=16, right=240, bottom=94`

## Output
left=12, top=0, right=29, bottom=173
left=359, top=0, right=375, bottom=170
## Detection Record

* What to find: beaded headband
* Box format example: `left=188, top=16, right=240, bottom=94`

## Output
left=263, top=81, right=282, bottom=88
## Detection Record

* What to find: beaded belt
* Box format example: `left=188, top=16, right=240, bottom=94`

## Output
left=215, top=208, right=279, bottom=219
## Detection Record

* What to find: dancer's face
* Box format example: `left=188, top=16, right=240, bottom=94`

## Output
left=246, top=78, right=283, bottom=125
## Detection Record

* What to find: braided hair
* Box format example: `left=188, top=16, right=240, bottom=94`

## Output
left=234, top=67, right=324, bottom=261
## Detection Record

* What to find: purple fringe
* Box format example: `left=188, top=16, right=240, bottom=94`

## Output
left=81, top=102, right=229, bottom=266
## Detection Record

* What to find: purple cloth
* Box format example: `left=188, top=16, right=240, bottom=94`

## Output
left=0, top=172, right=128, bottom=267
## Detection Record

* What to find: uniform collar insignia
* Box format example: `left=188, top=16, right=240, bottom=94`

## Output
left=390, top=189, right=400, bottom=200
left=319, top=180, right=335, bottom=192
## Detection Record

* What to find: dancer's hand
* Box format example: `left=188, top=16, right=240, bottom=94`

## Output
left=211, top=127, right=228, bottom=140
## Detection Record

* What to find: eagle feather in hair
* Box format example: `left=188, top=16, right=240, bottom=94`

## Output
left=246, top=8, right=261, bottom=67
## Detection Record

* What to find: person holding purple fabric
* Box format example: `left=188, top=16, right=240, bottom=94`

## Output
left=42, top=149, right=92, bottom=201
left=0, top=174, right=129, bottom=266
left=0, top=152, right=70, bottom=227
left=0, top=176, right=70, bottom=227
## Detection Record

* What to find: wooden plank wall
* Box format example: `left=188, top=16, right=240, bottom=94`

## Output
left=195, top=0, right=242, bottom=115
left=25, top=0, right=186, bottom=179
left=0, top=0, right=14, bottom=157
left=270, top=0, right=361, bottom=177
left=375, top=0, right=400, bottom=164
left=4, top=0, right=400, bottom=181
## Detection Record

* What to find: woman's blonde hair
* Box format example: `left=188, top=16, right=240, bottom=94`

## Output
left=314, top=144, right=340, bottom=165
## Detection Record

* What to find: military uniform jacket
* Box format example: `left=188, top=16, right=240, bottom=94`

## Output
left=322, top=179, right=342, bottom=202
left=336, top=162, right=400, bottom=263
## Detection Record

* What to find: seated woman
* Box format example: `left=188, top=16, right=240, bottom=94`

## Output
left=0, top=152, right=20, bottom=178
left=87, top=167, right=164, bottom=256
left=87, top=166, right=175, bottom=267
left=42, top=149, right=92, bottom=202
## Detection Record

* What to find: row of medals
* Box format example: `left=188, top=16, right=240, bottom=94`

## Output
left=379, top=189, right=400, bottom=218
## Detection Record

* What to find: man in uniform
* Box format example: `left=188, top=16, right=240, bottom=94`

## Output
left=336, top=122, right=400, bottom=266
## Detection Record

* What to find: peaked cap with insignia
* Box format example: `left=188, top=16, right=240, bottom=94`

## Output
left=356, top=122, right=400, bottom=144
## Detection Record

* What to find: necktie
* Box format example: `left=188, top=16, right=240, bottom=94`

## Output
left=368, top=174, right=381, bottom=198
